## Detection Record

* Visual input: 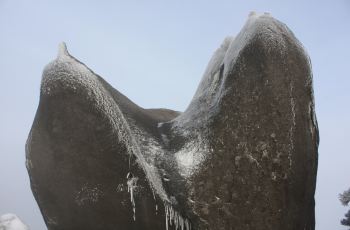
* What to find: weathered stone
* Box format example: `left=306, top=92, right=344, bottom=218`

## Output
left=26, top=13, right=318, bottom=230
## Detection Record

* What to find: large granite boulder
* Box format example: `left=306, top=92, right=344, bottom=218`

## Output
left=26, top=12, right=319, bottom=230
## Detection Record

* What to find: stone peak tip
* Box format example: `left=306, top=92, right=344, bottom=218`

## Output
left=249, top=11, right=257, bottom=17
left=248, top=11, right=272, bottom=18
left=58, top=42, right=69, bottom=58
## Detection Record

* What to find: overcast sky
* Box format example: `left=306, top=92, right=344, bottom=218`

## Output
left=0, top=1, right=349, bottom=229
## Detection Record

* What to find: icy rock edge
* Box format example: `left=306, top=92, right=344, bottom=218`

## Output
left=26, top=12, right=318, bottom=230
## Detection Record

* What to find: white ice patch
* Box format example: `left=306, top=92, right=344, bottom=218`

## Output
left=175, top=140, right=207, bottom=178
left=0, top=214, right=29, bottom=230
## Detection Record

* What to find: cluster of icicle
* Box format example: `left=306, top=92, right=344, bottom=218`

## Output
left=126, top=173, right=191, bottom=230
left=165, top=204, right=191, bottom=230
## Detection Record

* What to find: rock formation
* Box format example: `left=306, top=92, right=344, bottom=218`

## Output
left=26, top=12, right=319, bottom=230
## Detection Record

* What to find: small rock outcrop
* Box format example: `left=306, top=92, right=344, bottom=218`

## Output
left=26, top=13, right=318, bottom=230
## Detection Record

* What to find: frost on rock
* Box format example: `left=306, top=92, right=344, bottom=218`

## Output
left=175, top=139, right=208, bottom=178
left=0, top=214, right=29, bottom=230
left=27, top=12, right=318, bottom=230
left=74, top=183, right=103, bottom=206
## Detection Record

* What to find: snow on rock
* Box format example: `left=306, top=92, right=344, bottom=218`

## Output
left=0, top=214, right=29, bottom=230
left=26, top=11, right=318, bottom=230
left=174, top=139, right=208, bottom=178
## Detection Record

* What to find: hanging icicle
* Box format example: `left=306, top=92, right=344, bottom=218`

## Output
left=126, top=172, right=138, bottom=221
left=164, top=202, right=191, bottom=230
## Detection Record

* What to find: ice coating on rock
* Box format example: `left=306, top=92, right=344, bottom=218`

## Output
left=174, top=36, right=233, bottom=128
left=26, top=12, right=318, bottom=230
left=174, top=139, right=208, bottom=178
left=42, top=43, right=170, bottom=204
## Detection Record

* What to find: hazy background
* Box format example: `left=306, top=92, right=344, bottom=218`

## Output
left=0, top=0, right=349, bottom=229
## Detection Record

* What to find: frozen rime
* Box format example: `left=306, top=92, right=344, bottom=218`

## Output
left=0, top=214, right=29, bottom=230
left=74, top=183, right=102, bottom=206
left=27, top=12, right=318, bottom=230
left=174, top=140, right=207, bottom=178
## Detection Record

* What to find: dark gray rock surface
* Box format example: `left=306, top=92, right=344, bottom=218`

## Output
left=26, top=12, right=318, bottom=230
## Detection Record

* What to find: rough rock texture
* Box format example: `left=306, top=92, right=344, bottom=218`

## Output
left=26, top=13, right=318, bottom=230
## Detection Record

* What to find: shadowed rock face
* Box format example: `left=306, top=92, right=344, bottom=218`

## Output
left=26, top=13, right=319, bottom=230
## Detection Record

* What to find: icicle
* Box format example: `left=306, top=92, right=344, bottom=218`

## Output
left=175, top=212, right=178, bottom=230
left=165, top=205, right=169, bottom=230
left=126, top=173, right=138, bottom=221
left=164, top=202, right=191, bottom=230
left=179, top=214, right=184, bottom=230
left=152, top=188, right=156, bottom=200
left=170, top=206, right=173, bottom=226
left=185, top=219, right=190, bottom=230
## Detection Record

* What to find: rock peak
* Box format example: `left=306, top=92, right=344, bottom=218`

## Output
left=57, top=42, right=69, bottom=59
left=27, top=14, right=318, bottom=230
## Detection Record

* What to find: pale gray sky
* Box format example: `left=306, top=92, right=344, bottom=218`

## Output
left=0, top=1, right=349, bottom=229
